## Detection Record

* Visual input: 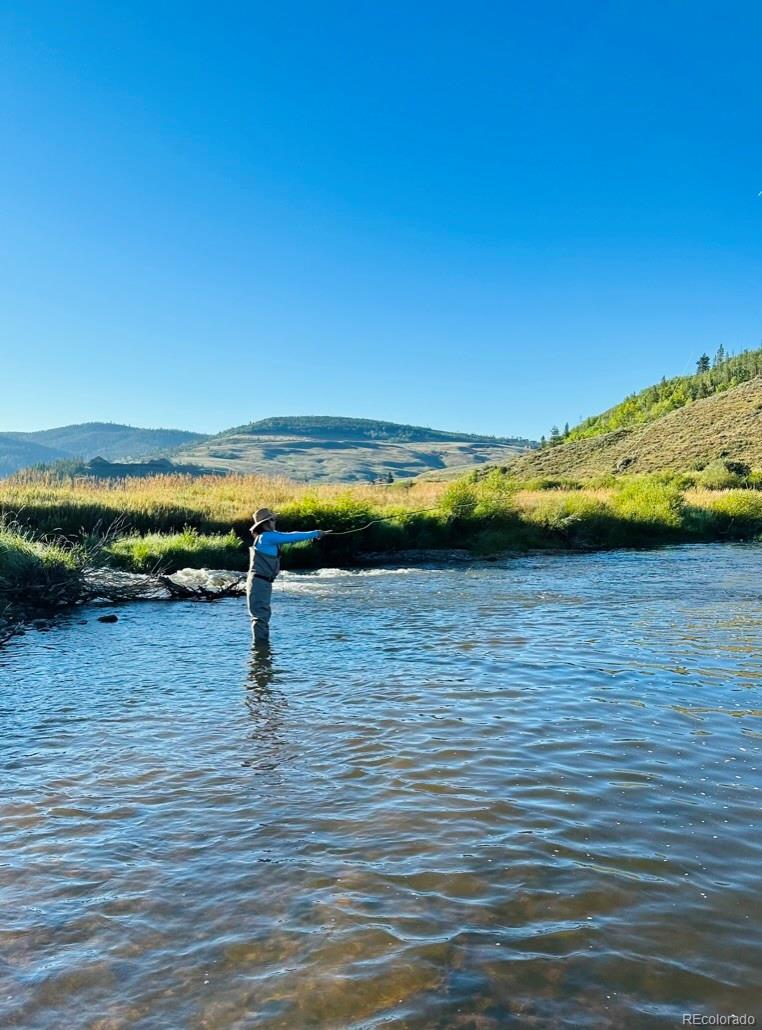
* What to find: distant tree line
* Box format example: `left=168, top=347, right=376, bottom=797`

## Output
left=539, top=346, right=762, bottom=447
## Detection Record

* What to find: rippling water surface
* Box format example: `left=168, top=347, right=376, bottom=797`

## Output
left=1, top=544, right=761, bottom=1028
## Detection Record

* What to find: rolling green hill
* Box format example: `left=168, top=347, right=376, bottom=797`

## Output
left=175, top=416, right=536, bottom=481
left=221, top=415, right=522, bottom=444
left=507, top=375, right=762, bottom=479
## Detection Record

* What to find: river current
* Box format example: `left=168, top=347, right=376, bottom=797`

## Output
left=1, top=543, right=761, bottom=1028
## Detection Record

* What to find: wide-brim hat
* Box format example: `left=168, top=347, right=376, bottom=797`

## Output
left=251, top=507, right=277, bottom=531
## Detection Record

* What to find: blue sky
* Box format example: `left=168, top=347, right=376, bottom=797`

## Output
left=1, top=1, right=760, bottom=440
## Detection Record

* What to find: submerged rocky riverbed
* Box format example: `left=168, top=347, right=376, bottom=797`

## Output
left=1, top=543, right=761, bottom=1028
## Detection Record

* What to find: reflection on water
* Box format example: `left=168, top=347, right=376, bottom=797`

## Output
left=247, top=641, right=277, bottom=692
left=1, top=543, right=761, bottom=1028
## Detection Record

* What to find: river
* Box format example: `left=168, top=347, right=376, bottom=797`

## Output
left=1, top=543, right=761, bottom=1028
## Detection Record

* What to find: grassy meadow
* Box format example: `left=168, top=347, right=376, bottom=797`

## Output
left=1, top=468, right=761, bottom=622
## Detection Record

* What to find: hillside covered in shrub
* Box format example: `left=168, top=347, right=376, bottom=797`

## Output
left=508, top=363, right=762, bottom=479
left=567, top=348, right=762, bottom=442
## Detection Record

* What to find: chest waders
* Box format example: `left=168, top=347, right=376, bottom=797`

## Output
left=246, top=544, right=281, bottom=643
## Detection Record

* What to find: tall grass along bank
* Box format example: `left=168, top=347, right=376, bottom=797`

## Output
left=1, top=472, right=761, bottom=585
left=2, top=471, right=758, bottom=580
left=0, top=521, right=85, bottom=632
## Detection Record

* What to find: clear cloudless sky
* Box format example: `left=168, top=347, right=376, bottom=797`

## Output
left=1, top=1, right=761, bottom=439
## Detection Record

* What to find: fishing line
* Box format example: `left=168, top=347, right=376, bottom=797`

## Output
left=327, top=505, right=453, bottom=537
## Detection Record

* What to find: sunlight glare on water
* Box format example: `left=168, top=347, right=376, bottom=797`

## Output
left=1, top=544, right=761, bottom=1028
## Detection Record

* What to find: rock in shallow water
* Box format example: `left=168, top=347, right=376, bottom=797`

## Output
left=97, top=613, right=119, bottom=624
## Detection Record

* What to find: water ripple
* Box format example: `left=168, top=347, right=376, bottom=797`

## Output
left=0, top=543, right=761, bottom=1028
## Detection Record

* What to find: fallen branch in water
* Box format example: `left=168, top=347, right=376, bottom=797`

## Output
left=81, top=567, right=246, bottom=603
left=157, top=571, right=246, bottom=601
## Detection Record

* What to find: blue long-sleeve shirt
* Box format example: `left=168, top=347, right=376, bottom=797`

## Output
left=253, top=529, right=320, bottom=556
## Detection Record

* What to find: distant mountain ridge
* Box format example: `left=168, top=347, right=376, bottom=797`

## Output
left=0, top=436, right=72, bottom=478
left=0, top=416, right=535, bottom=482
left=10, top=421, right=208, bottom=457
left=0, top=422, right=208, bottom=477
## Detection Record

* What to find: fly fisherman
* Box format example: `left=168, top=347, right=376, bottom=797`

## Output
left=247, top=507, right=331, bottom=644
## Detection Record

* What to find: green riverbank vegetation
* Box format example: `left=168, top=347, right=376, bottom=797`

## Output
left=0, top=520, right=87, bottom=631
left=105, top=528, right=246, bottom=573
left=1, top=470, right=760, bottom=604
